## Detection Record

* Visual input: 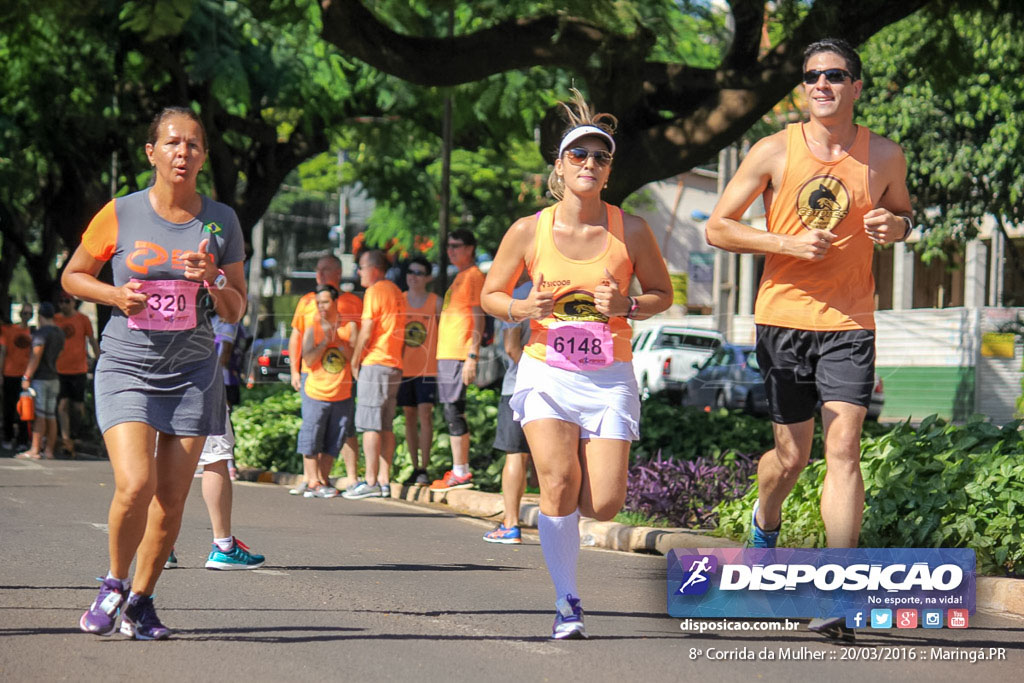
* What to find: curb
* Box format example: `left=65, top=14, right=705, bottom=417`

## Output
left=237, top=467, right=1024, bottom=620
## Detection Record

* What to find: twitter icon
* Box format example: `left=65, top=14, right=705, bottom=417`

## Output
left=870, top=609, right=893, bottom=629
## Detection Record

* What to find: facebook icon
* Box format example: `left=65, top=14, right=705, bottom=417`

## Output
left=846, top=611, right=866, bottom=629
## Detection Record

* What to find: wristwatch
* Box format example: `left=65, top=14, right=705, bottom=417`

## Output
left=467, top=352, right=478, bottom=360
left=899, top=216, right=913, bottom=241
left=207, top=269, right=228, bottom=290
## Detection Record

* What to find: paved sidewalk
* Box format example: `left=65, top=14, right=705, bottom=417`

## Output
left=241, top=468, right=1024, bottom=621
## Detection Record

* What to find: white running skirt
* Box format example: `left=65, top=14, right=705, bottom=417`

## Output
left=510, top=353, right=640, bottom=442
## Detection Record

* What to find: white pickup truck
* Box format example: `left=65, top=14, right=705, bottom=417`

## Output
left=631, top=324, right=724, bottom=400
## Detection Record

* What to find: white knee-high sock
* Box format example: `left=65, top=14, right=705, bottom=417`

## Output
left=538, top=510, right=580, bottom=602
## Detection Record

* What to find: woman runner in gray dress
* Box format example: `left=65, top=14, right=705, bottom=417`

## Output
left=62, top=107, right=247, bottom=640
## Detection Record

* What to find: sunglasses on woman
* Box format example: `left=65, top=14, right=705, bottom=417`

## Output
left=563, top=147, right=613, bottom=167
left=802, top=68, right=853, bottom=84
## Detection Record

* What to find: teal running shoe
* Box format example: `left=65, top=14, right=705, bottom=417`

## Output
left=205, top=538, right=265, bottom=570
left=747, top=500, right=780, bottom=548
left=164, top=548, right=178, bottom=569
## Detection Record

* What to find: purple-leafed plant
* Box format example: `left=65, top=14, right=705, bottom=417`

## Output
left=623, top=449, right=758, bottom=528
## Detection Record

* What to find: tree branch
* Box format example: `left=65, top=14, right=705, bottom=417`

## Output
left=320, top=0, right=627, bottom=86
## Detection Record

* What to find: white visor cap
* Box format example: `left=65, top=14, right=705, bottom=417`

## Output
left=557, top=125, right=616, bottom=159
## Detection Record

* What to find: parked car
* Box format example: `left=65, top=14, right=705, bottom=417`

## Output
left=682, top=343, right=886, bottom=421
left=631, top=324, right=723, bottom=399
left=246, top=336, right=291, bottom=385
left=681, top=344, right=768, bottom=415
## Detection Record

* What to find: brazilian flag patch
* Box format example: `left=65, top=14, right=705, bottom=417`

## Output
left=203, top=221, right=223, bottom=234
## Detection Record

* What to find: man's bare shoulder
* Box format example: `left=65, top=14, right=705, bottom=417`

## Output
left=867, top=130, right=907, bottom=164
left=740, top=130, right=788, bottom=176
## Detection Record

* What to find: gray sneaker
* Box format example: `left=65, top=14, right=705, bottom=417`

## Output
left=312, top=485, right=340, bottom=499
left=289, top=481, right=310, bottom=496
left=342, top=481, right=382, bottom=500
left=415, top=471, right=430, bottom=486
left=379, top=484, right=391, bottom=499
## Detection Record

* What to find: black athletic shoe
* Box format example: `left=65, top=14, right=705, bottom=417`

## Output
left=808, top=617, right=856, bottom=642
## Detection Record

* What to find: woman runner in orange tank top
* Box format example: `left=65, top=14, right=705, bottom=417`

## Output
left=482, top=89, right=672, bottom=640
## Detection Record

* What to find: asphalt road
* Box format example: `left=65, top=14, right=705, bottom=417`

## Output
left=1, top=457, right=1021, bottom=682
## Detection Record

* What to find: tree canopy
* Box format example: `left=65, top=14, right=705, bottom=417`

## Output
left=319, top=0, right=932, bottom=204
left=6, top=0, right=1020, bottom=312
left=857, top=0, right=1024, bottom=271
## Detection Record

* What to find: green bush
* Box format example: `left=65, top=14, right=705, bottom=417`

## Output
left=390, top=385, right=504, bottom=492
left=634, top=395, right=892, bottom=463
left=716, top=415, right=1024, bottom=575
left=232, top=389, right=303, bottom=473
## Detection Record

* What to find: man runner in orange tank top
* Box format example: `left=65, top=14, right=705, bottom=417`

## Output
left=706, top=38, right=913, bottom=640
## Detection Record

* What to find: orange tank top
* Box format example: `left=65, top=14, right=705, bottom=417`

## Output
left=524, top=203, right=633, bottom=363
left=756, top=123, right=876, bottom=331
left=402, top=292, right=439, bottom=377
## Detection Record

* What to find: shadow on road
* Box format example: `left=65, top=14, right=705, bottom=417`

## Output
left=277, top=563, right=525, bottom=573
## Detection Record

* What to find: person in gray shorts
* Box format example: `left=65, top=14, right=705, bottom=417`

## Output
left=344, top=250, right=406, bottom=500
left=62, top=106, right=247, bottom=640
left=15, top=302, right=64, bottom=460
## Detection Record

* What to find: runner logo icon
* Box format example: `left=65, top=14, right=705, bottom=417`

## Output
left=676, top=555, right=718, bottom=596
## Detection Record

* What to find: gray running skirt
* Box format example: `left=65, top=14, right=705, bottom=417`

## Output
left=94, top=349, right=226, bottom=436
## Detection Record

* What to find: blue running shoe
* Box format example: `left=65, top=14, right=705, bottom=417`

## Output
left=552, top=595, right=588, bottom=640
left=205, top=538, right=265, bottom=570
left=164, top=548, right=178, bottom=569
left=119, top=594, right=170, bottom=640
left=79, top=577, right=125, bottom=636
left=747, top=500, right=780, bottom=548
left=483, top=524, right=522, bottom=544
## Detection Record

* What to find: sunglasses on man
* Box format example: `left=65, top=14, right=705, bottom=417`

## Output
left=407, top=269, right=430, bottom=276
left=803, top=68, right=854, bottom=85
left=563, top=147, right=613, bottom=167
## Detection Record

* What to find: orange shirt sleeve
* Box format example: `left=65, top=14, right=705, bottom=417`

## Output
left=467, top=268, right=484, bottom=307
left=291, top=294, right=314, bottom=334
left=81, top=200, right=119, bottom=262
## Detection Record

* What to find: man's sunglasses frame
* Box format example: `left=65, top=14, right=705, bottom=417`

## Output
left=802, top=68, right=854, bottom=85
left=563, top=147, right=613, bottom=167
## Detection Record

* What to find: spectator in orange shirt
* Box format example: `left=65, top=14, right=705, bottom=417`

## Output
left=429, top=229, right=484, bottom=492
left=288, top=254, right=362, bottom=496
left=397, top=256, right=441, bottom=486
left=54, top=293, right=100, bottom=457
left=1, top=303, right=34, bottom=451
left=343, top=249, right=406, bottom=500
left=297, top=284, right=358, bottom=499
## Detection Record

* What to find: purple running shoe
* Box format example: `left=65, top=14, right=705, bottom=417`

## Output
left=79, top=577, right=125, bottom=636
left=119, top=594, right=171, bottom=640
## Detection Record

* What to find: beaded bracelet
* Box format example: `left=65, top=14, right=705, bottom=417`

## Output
left=626, top=296, right=640, bottom=319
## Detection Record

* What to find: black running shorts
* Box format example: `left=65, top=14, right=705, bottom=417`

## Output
left=755, top=325, right=875, bottom=424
